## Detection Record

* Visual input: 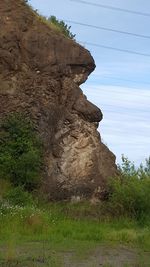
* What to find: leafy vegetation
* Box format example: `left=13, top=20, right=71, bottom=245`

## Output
left=107, top=156, right=150, bottom=220
left=23, top=0, right=75, bottom=40
left=3, top=186, right=34, bottom=207
left=36, top=14, right=76, bottom=40
left=118, top=155, right=150, bottom=178
left=47, top=16, right=76, bottom=40
left=0, top=113, right=42, bottom=191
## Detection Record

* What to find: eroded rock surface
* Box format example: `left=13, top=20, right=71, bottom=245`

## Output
left=0, top=0, right=117, bottom=200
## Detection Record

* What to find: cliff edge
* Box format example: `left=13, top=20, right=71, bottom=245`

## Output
left=0, top=0, right=117, bottom=200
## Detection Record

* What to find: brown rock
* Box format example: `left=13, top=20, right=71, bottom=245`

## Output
left=0, top=0, right=118, bottom=200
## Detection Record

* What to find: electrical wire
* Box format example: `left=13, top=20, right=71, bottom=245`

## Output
left=70, top=0, right=150, bottom=17
left=64, top=20, right=150, bottom=40
left=78, top=41, right=150, bottom=57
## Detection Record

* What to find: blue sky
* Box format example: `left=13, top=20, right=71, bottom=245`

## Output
left=29, top=0, right=150, bottom=165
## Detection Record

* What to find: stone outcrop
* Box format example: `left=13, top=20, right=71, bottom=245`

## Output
left=0, top=0, right=118, bottom=200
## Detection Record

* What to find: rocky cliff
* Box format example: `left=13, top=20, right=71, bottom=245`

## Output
left=0, top=0, right=117, bottom=200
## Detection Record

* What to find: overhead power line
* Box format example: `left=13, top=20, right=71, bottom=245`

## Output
left=65, top=20, right=150, bottom=39
left=70, top=0, right=150, bottom=17
left=78, top=41, right=150, bottom=57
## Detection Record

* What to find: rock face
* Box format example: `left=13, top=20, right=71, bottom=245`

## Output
left=0, top=0, right=117, bottom=200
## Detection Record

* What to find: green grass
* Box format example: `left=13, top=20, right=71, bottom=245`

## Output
left=0, top=202, right=150, bottom=266
left=0, top=202, right=150, bottom=248
left=0, top=204, right=146, bottom=241
left=0, top=155, right=150, bottom=266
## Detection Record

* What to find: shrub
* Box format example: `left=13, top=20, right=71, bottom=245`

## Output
left=118, top=155, right=150, bottom=179
left=0, top=179, right=12, bottom=200
left=4, top=186, right=34, bottom=207
left=138, top=157, right=150, bottom=179
left=117, top=155, right=137, bottom=177
left=107, top=156, right=150, bottom=220
left=108, top=175, right=150, bottom=219
left=48, top=16, right=76, bottom=40
left=0, top=113, right=42, bottom=191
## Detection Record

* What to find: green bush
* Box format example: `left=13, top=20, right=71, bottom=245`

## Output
left=107, top=156, right=150, bottom=220
left=118, top=155, right=150, bottom=179
left=4, top=186, right=34, bottom=207
left=0, top=113, right=42, bottom=191
left=48, top=16, right=76, bottom=40
left=0, top=179, right=12, bottom=200
left=117, top=155, right=137, bottom=177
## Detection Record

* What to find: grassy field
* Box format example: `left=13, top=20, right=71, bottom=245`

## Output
left=0, top=202, right=150, bottom=267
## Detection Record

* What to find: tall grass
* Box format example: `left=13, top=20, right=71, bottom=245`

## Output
left=0, top=200, right=150, bottom=251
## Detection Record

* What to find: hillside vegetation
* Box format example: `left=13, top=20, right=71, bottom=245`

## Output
left=23, top=0, right=75, bottom=39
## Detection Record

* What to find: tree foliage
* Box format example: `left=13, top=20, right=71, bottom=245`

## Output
left=107, top=156, right=150, bottom=220
left=0, top=114, right=42, bottom=191
left=48, top=16, right=76, bottom=40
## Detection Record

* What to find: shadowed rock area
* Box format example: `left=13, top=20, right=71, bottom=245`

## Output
left=0, top=0, right=117, bottom=200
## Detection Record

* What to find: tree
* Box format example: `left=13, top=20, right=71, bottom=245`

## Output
left=0, top=114, right=42, bottom=191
